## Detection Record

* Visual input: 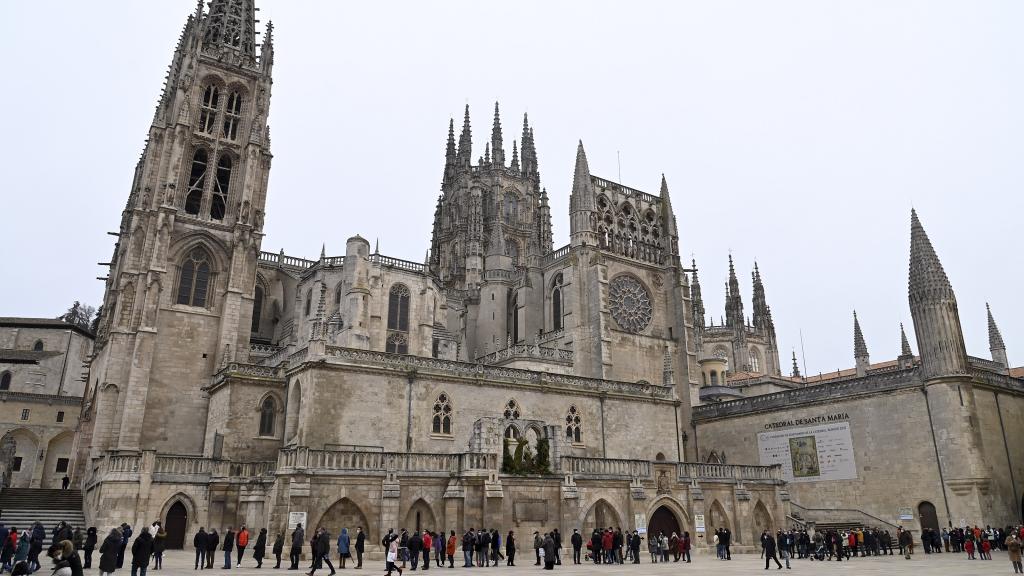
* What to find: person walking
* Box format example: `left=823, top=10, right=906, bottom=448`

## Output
left=222, top=527, right=235, bottom=570
left=308, top=528, right=335, bottom=576
left=253, top=528, right=267, bottom=569
left=337, top=528, right=350, bottom=570
left=84, top=527, right=98, bottom=570
left=98, top=528, right=121, bottom=576
left=289, top=524, right=305, bottom=570
left=205, top=530, right=219, bottom=569
left=354, top=527, right=365, bottom=570
left=236, top=526, right=250, bottom=568
left=505, top=531, right=516, bottom=567
left=1008, top=534, right=1022, bottom=573
left=762, top=531, right=782, bottom=570
left=570, top=529, right=582, bottom=565
left=152, top=526, right=166, bottom=570
left=272, top=533, right=284, bottom=569
left=130, top=527, right=154, bottom=576
left=407, top=530, right=422, bottom=571
left=384, top=532, right=402, bottom=576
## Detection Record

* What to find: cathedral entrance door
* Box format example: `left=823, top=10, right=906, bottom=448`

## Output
left=647, top=506, right=680, bottom=538
left=165, top=501, right=188, bottom=549
left=917, top=501, right=939, bottom=533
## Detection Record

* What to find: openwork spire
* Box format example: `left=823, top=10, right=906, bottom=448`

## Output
left=908, top=208, right=954, bottom=304
left=725, top=255, right=744, bottom=328
left=691, top=258, right=705, bottom=329
left=569, top=141, right=595, bottom=211
left=510, top=140, right=520, bottom=172
left=457, top=105, right=472, bottom=167
left=443, top=118, right=457, bottom=184
left=490, top=102, right=504, bottom=167
left=203, top=0, right=257, bottom=58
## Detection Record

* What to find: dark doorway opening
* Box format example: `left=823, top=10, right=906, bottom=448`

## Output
left=647, top=506, right=681, bottom=539
left=165, top=501, right=188, bottom=549
left=918, top=501, right=939, bottom=533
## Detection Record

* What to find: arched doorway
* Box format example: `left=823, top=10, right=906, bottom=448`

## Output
left=708, top=500, right=731, bottom=535
left=582, top=499, right=622, bottom=532
left=752, top=501, right=773, bottom=537
left=41, top=432, right=74, bottom=488
left=918, top=501, right=939, bottom=532
left=165, top=502, right=188, bottom=549
left=647, top=506, right=680, bottom=538
left=321, top=498, right=371, bottom=537
left=404, top=499, right=437, bottom=533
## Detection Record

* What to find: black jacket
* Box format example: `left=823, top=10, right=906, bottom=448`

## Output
left=131, top=532, right=154, bottom=567
left=223, top=531, right=235, bottom=552
left=570, top=533, right=582, bottom=549
left=207, top=531, right=220, bottom=552
left=98, top=532, right=121, bottom=573
left=254, top=531, right=267, bottom=559
left=355, top=531, right=365, bottom=552
left=84, top=529, right=97, bottom=551
left=193, top=530, right=207, bottom=549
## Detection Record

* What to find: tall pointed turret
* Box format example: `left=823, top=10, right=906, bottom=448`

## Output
left=510, top=140, right=520, bottom=172
left=691, top=259, right=705, bottom=329
left=569, top=141, right=598, bottom=246
left=853, top=311, right=869, bottom=376
left=537, top=187, right=553, bottom=253
left=908, top=209, right=968, bottom=379
left=751, top=263, right=773, bottom=331
left=456, top=105, right=472, bottom=168
left=443, top=118, right=457, bottom=185
left=521, top=114, right=540, bottom=184
left=725, top=255, right=744, bottom=328
left=791, top=351, right=802, bottom=378
left=490, top=102, right=505, bottom=167
left=898, top=322, right=914, bottom=369
left=988, top=303, right=1009, bottom=368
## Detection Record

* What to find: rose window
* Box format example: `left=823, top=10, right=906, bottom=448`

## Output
left=608, top=275, right=652, bottom=333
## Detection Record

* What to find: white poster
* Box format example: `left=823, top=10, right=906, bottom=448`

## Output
left=694, top=514, right=705, bottom=533
left=288, top=511, right=307, bottom=528
left=634, top=513, right=647, bottom=534
left=757, top=421, right=857, bottom=483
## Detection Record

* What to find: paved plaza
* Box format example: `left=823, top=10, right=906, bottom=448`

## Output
left=148, top=549, right=1011, bottom=575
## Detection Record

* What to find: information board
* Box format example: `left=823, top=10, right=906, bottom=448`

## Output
left=757, top=421, right=857, bottom=483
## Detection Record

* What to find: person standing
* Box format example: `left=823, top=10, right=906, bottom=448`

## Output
left=61, top=475, right=70, bottom=490
left=205, top=530, right=219, bottom=569
left=289, top=524, right=305, bottom=570
left=552, top=529, right=561, bottom=566
left=1007, top=534, right=1022, bottom=573
left=407, top=530, right=422, bottom=571
left=489, top=529, right=500, bottom=567
left=130, top=527, right=154, bottom=576
left=253, top=528, right=267, bottom=569
left=680, top=532, right=691, bottom=563
left=272, top=532, right=284, bottom=569
left=630, top=531, right=642, bottom=564
left=236, top=525, right=249, bottom=568
left=84, top=527, right=98, bottom=570
left=445, top=531, right=456, bottom=569
left=98, top=528, right=122, bottom=576
left=541, top=533, right=555, bottom=571
left=777, top=530, right=791, bottom=569
left=222, top=528, right=235, bottom=569
left=152, top=526, right=166, bottom=570
left=461, top=529, right=475, bottom=568
left=116, top=525, right=132, bottom=570
left=570, top=529, right=582, bottom=565
left=433, top=530, right=444, bottom=568
left=337, top=528, right=350, bottom=570
left=505, top=531, right=516, bottom=567
left=354, top=527, right=366, bottom=570
left=534, top=531, right=543, bottom=566
left=421, top=530, right=432, bottom=571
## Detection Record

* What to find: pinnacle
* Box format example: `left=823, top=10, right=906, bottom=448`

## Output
left=987, top=303, right=1006, bottom=350
left=899, top=322, right=913, bottom=357
left=791, top=350, right=801, bottom=378
left=853, top=311, right=868, bottom=359
left=908, top=209, right=953, bottom=301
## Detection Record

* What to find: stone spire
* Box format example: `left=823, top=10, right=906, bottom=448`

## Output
left=202, top=0, right=257, bottom=58
left=443, top=117, right=457, bottom=185
left=569, top=141, right=597, bottom=246
left=537, top=187, right=553, bottom=253
left=690, top=258, right=705, bottom=329
left=659, top=174, right=678, bottom=242
left=898, top=322, right=914, bottom=369
left=988, top=303, right=1009, bottom=368
left=490, top=102, right=504, bottom=167
left=521, top=114, right=540, bottom=184
left=725, top=255, right=744, bottom=328
left=791, top=351, right=802, bottom=378
left=908, top=209, right=969, bottom=379
left=854, top=311, right=869, bottom=376
left=456, top=104, right=472, bottom=168
left=751, top=262, right=773, bottom=331
left=510, top=140, right=520, bottom=172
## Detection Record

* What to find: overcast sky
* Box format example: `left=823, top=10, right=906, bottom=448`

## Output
left=1, top=0, right=1020, bottom=376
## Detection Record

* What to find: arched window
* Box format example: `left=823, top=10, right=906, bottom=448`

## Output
left=387, top=284, right=411, bottom=354
left=251, top=285, right=263, bottom=333
left=506, top=240, right=520, bottom=266
left=32, top=340, right=44, bottom=352
left=504, top=426, right=519, bottom=440
left=259, top=396, right=276, bottom=437
left=551, top=273, right=564, bottom=332
left=710, top=370, right=719, bottom=386
left=210, top=155, right=231, bottom=220
left=304, top=289, right=312, bottom=317
left=198, top=85, right=220, bottom=135
left=0, top=372, right=10, bottom=391
left=565, top=405, right=581, bottom=443
left=431, top=392, right=452, bottom=435
left=184, top=149, right=208, bottom=215
left=503, top=399, right=521, bottom=420
left=749, top=348, right=761, bottom=373
left=334, top=284, right=343, bottom=307
left=222, top=91, right=243, bottom=140
left=507, top=291, right=519, bottom=344
left=176, top=248, right=213, bottom=307
left=504, top=195, right=518, bottom=224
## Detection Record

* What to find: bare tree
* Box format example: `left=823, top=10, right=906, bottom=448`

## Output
left=58, top=301, right=97, bottom=331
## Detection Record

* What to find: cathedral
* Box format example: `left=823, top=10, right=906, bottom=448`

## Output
left=73, top=0, right=1021, bottom=554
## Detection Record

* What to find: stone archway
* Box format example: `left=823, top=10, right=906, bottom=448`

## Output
left=708, top=499, right=731, bottom=535
left=752, top=500, right=773, bottom=538
left=581, top=498, right=622, bottom=532
left=41, top=431, right=74, bottom=488
left=918, top=501, right=939, bottom=532
left=404, top=499, right=437, bottom=533
left=646, top=496, right=691, bottom=536
left=159, top=493, right=198, bottom=550
left=2, top=428, right=39, bottom=488
left=320, top=497, right=371, bottom=537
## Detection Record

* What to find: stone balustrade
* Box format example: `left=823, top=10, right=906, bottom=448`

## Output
left=278, top=447, right=497, bottom=475
left=541, top=244, right=571, bottom=266
left=677, top=462, right=782, bottom=482
left=154, top=455, right=214, bottom=476
left=476, top=343, right=573, bottom=366
left=562, top=456, right=651, bottom=479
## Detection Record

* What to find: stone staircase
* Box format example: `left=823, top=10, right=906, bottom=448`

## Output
left=0, top=489, right=86, bottom=546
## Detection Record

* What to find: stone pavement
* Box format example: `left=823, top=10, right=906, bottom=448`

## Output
left=148, top=549, right=1010, bottom=575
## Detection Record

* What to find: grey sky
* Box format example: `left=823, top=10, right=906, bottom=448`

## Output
left=1, top=0, right=1020, bottom=376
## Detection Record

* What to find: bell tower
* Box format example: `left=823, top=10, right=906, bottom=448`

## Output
left=83, top=0, right=275, bottom=459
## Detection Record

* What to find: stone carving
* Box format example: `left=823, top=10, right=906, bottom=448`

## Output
left=608, top=275, right=652, bottom=333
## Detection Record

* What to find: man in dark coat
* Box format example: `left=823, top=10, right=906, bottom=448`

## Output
left=99, top=528, right=122, bottom=575
left=222, top=527, right=235, bottom=569
left=309, top=528, right=334, bottom=575
left=131, top=527, right=154, bottom=576
left=570, top=529, right=582, bottom=564
left=206, top=529, right=219, bottom=569
left=542, top=533, right=556, bottom=570
left=193, top=527, right=207, bottom=570
left=84, top=527, right=97, bottom=570
left=407, top=530, right=422, bottom=571
left=253, top=528, right=267, bottom=569
left=762, top=531, right=782, bottom=570
left=552, top=529, right=561, bottom=565
left=289, top=524, right=305, bottom=570
left=117, top=524, right=132, bottom=569
left=354, top=527, right=366, bottom=569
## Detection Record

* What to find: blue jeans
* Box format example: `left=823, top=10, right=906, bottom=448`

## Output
left=224, top=550, right=232, bottom=568
left=131, top=566, right=147, bottom=576
left=463, top=550, right=472, bottom=567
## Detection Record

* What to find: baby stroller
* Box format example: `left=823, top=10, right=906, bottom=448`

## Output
left=812, top=543, right=826, bottom=561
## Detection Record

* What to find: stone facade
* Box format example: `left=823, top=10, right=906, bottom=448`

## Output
left=0, top=318, right=93, bottom=488
left=75, top=0, right=790, bottom=555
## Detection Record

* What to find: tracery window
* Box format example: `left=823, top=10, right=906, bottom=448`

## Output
left=608, top=275, right=652, bottom=334
left=198, top=85, right=220, bottom=135
left=551, top=273, right=564, bottom=331
left=0, top=372, right=10, bottom=391
left=432, top=392, right=452, bottom=435
left=259, top=396, right=276, bottom=437
left=251, top=285, right=263, bottom=333
left=504, top=195, right=518, bottom=224
left=565, top=405, right=582, bottom=443
left=222, top=92, right=243, bottom=140
left=749, top=349, right=761, bottom=372
left=176, top=248, right=213, bottom=308
left=506, top=240, right=520, bottom=267
left=184, top=149, right=208, bottom=215
left=386, top=284, right=411, bottom=354
left=503, top=399, right=521, bottom=420
left=32, top=340, right=44, bottom=352
left=210, top=155, right=231, bottom=220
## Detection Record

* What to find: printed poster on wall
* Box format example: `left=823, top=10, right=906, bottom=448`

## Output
left=757, top=421, right=857, bottom=482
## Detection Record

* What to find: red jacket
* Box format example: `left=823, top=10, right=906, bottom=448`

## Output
left=601, top=532, right=613, bottom=550
left=423, top=533, right=432, bottom=550
left=238, top=529, right=249, bottom=547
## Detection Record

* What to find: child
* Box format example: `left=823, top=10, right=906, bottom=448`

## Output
left=965, top=538, right=975, bottom=560
left=981, top=539, right=992, bottom=560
